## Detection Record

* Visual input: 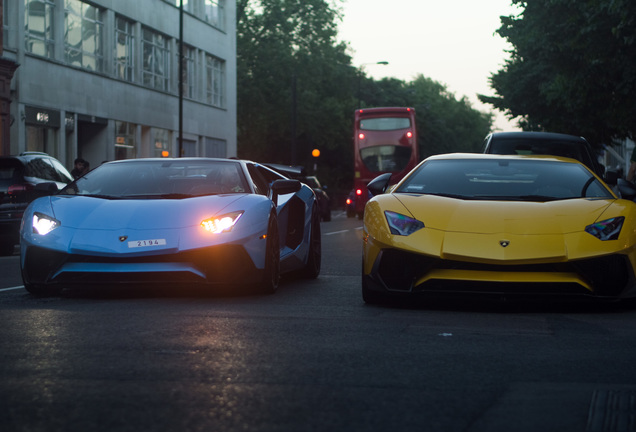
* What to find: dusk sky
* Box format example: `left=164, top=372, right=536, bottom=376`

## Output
left=337, top=0, right=523, bottom=131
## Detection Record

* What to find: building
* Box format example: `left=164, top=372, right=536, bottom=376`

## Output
left=1, top=0, right=236, bottom=170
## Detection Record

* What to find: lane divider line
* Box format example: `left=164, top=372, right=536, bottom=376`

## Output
left=0, top=286, right=24, bottom=292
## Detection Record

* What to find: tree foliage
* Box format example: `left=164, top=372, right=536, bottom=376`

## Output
left=480, top=0, right=636, bottom=146
left=237, top=0, right=493, bottom=194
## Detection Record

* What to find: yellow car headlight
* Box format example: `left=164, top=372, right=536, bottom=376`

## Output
left=201, top=211, right=244, bottom=234
left=33, top=212, right=60, bottom=235
left=384, top=211, right=424, bottom=236
left=585, top=217, right=624, bottom=241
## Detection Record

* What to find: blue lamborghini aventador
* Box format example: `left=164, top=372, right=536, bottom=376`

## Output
left=20, top=158, right=321, bottom=296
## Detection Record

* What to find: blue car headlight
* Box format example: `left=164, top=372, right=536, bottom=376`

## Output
left=201, top=211, right=244, bottom=234
left=33, top=212, right=60, bottom=235
left=384, top=211, right=424, bottom=236
left=585, top=217, right=624, bottom=241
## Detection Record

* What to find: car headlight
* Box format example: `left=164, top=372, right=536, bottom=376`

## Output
left=201, top=211, right=244, bottom=234
left=585, top=217, right=624, bottom=241
left=384, top=211, right=424, bottom=236
left=33, top=212, right=60, bottom=235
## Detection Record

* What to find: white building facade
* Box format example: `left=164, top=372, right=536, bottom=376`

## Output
left=2, top=0, right=236, bottom=169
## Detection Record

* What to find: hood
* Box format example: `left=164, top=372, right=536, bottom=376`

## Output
left=394, top=194, right=615, bottom=235
left=49, top=194, right=246, bottom=230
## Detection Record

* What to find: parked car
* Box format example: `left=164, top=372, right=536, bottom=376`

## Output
left=482, top=131, right=606, bottom=178
left=0, top=152, right=73, bottom=255
left=20, top=158, right=321, bottom=296
left=300, top=176, right=331, bottom=221
left=265, top=164, right=331, bottom=221
left=362, top=153, right=636, bottom=305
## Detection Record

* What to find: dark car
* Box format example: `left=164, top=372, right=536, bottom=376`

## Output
left=265, top=164, right=331, bottom=222
left=0, top=152, right=73, bottom=255
left=300, top=175, right=331, bottom=221
left=482, top=131, right=605, bottom=178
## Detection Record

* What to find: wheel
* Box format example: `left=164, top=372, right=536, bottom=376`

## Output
left=357, top=212, right=364, bottom=220
left=24, top=283, right=63, bottom=297
left=301, top=207, right=321, bottom=279
left=258, top=215, right=280, bottom=294
left=323, top=210, right=331, bottom=222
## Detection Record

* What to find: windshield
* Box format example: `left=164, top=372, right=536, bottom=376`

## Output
left=396, top=158, right=613, bottom=201
left=60, top=159, right=249, bottom=198
left=360, top=145, right=412, bottom=173
left=487, top=137, right=595, bottom=170
left=359, top=117, right=411, bottom=131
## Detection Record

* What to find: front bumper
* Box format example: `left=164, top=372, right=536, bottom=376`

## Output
left=364, top=248, right=636, bottom=301
left=21, top=244, right=263, bottom=289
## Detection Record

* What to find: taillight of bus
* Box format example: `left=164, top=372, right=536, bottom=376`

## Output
left=358, top=133, right=365, bottom=140
left=356, top=189, right=363, bottom=196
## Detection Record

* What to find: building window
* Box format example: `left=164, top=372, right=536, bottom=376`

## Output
left=204, top=0, right=224, bottom=30
left=64, top=0, right=104, bottom=71
left=205, top=54, right=224, bottom=108
left=153, top=128, right=171, bottom=157
left=115, top=121, right=136, bottom=160
left=3, top=0, right=9, bottom=47
left=142, top=27, right=170, bottom=92
left=115, top=16, right=135, bottom=82
left=24, top=0, right=55, bottom=58
left=205, top=137, right=226, bottom=157
left=178, top=45, right=196, bottom=99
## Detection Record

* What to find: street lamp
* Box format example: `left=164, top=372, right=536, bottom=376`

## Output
left=357, top=61, right=388, bottom=108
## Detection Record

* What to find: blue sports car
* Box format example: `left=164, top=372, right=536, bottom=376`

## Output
left=20, top=158, right=321, bottom=296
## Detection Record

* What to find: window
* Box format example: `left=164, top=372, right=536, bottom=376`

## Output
left=153, top=128, right=171, bottom=158
left=142, top=27, right=170, bottom=91
left=3, top=0, right=9, bottom=47
left=115, top=16, right=135, bottom=82
left=204, top=0, right=224, bottom=29
left=25, top=0, right=55, bottom=58
left=64, top=0, right=104, bottom=71
left=205, top=54, right=224, bottom=107
left=178, top=45, right=196, bottom=99
left=205, top=137, right=226, bottom=157
left=115, top=121, right=136, bottom=160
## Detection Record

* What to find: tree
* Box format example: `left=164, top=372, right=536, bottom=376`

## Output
left=237, top=0, right=493, bottom=196
left=480, top=0, right=636, bottom=146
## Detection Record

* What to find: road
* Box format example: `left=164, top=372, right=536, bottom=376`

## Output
left=1, top=212, right=636, bottom=432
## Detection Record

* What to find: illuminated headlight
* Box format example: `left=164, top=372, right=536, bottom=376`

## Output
left=33, top=212, right=60, bottom=235
left=585, top=217, right=624, bottom=241
left=201, top=211, right=243, bottom=234
left=385, top=211, right=424, bottom=236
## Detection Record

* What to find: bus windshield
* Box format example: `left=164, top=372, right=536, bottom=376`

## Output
left=359, top=117, right=411, bottom=131
left=360, top=145, right=412, bottom=173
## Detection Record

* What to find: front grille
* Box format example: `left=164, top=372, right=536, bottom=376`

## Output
left=374, top=248, right=634, bottom=298
left=23, top=244, right=258, bottom=286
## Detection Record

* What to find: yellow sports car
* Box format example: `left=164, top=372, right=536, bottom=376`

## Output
left=362, top=153, right=636, bottom=304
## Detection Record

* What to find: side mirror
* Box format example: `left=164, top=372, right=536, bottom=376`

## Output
left=271, top=179, right=301, bottom=204
left=367, top=173, right=392, bottom=197
left=33, top=182, right=59, bottom=196
left=604, top=170, right=619, bottom=185
left=617, top=178, right=636, bottom=200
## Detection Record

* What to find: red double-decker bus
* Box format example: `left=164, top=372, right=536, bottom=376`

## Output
left=346, top=107, right=419, bottom=218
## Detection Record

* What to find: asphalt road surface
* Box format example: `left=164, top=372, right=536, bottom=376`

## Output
left=1, top=211, right=636, bottom=432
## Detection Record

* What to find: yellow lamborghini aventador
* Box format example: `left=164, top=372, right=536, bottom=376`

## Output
left=362, top=153, right=636, bottom=304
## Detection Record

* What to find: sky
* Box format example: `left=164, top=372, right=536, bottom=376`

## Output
left=336, top=0, right=522, bottom=131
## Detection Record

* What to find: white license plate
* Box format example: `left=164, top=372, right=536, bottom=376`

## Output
left=128, top=239, right=167, bottom=248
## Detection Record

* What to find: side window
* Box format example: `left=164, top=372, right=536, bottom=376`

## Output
left=25, top=158, right=58, bottom=182
left=246, top=164, right=268, bottom=196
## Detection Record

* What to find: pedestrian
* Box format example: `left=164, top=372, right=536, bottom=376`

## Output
left=71, top=158, right=89, bottom=179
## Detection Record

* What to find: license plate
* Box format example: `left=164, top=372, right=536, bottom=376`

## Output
left=128, top=239, right=167, bottom=248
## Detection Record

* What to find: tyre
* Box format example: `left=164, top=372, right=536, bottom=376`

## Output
left=258, top=215, right=280, bottom=294
left=301, top=207, right=321, bottom=279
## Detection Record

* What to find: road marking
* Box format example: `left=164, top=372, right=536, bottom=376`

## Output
left=325, top=229, right=350, bottom=236
left=0, top=286, right=24, bottom=292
